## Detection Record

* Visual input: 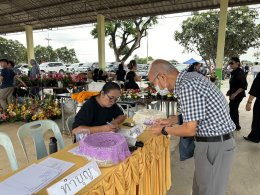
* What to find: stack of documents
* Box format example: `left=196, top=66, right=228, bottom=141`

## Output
left=0, top=157, right=74, bottom=195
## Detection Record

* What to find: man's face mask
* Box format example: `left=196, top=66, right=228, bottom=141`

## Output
left=155, top=85, right=170, bottom=96
left=154, top=74, right=170, bottom=96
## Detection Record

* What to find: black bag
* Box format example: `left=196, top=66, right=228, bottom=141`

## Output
left=178, top=114, right=195, bottom=161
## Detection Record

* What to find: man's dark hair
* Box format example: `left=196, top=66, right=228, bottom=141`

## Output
left=230, top=57, right=241, bottom=66
left=101, top=82, right=121, bottom=94
left=8, top=60, right=15, bottom=67
left=0, top=59, right=9, bottom=64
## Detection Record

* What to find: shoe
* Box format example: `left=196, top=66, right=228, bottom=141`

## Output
left=243, top=136, right=259, bottom=143
left=235, top=127, right=241, bottom=131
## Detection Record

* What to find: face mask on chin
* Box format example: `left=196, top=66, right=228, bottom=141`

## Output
left=155, top=85, right=170, bottom=96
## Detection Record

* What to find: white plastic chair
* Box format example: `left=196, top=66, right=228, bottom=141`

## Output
left=0, top=132, right=18, bottom=171
left=17, top=120, right=65, bottom=162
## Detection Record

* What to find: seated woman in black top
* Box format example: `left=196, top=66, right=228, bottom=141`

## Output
left=72, top=82, right=126, bottom=135
left=116, top=63, right=126, bottom=82
left=97, top=70, right=108, bottom=82
left=92, top=68, right=99, bottom=82
left=124, top=71, right=140, bottom=90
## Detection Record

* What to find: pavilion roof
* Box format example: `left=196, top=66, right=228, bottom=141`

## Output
left=0, top=0, right=259, bottom=34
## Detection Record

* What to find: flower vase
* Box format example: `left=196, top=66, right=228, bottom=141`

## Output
left=58, top=81, right=63, bottom=88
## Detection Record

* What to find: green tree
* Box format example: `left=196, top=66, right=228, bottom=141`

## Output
left=134, top=55, right=154, bottom=64
left=0, top=37, right=27, bottom=64
left=91, top=17, right=158, bottom=62
left=174, top=6, right=260, bottom=68
left=35, top=45, right=57, bottom=63
left=55, top=47, right=79, bottom=64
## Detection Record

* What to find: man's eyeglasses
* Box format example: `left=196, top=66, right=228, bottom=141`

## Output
left=229, top=62, right=234, bottom=65
left=106, top=94, right=119, bottom=102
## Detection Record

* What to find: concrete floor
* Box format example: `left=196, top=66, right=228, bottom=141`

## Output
left=0, top=74, right=259, bottom=195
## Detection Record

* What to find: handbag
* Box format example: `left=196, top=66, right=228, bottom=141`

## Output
left=178, top=114, right=195, bottom=161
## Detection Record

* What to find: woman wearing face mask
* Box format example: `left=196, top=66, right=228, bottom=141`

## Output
left=226, top=57, right=247, bottom=131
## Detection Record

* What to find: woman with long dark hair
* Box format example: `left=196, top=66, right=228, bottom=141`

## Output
left=226, top=57, right=247, bottom=131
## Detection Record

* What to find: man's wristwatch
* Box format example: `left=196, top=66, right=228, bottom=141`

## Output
left=161, top=127, right=168, bottom=136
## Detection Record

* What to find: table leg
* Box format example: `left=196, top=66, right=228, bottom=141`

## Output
left=61, top=97, right=66, bottom=134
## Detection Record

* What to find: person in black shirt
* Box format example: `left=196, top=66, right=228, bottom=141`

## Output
left=92, top=68, right=99, bottom=82
left=226, top=57, right=248, bottom=131
left=97, top=70, right=108, bottom=82
left=124, top=71, right=140, bottom=90
left=116, top=63, right=126, bottom=82
left=72, top=82, right=126, bottom=135
left=244, top=64, right=249, bottom=78
left=126, top=60, right=141, bottom=82
left=0, top=59, right=27, bottom=109
left=244, top=73, right=260, bottom=143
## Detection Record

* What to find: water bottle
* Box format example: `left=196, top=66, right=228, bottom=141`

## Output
left=49, top=137, right=58, bottom=154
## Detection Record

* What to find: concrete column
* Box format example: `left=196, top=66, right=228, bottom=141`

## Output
left=97, top=14, right=106, bottom=70
left=25, top=25, right=35, bottom=65
left=215, top=0, right=229, bottom=87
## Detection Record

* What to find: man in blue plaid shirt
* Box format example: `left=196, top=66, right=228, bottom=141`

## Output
left=148, top=59, right=236, bottom=195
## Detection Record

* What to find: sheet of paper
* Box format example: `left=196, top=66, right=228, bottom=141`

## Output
left=38, top=157, right=75, bottom=174
left=47, top=161, right=101, bottom=195
left=0, top=164, right=60, bottom=194
left=0, top=183, right=22, bottom=195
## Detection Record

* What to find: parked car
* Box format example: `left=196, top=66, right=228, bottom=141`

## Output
left=105, top=63, right=117, bottom=72
left=39, top=62, right=66, bottom=74
left=18, top=64, right=29, bottom=75
left=77, top=63, right=92, bottom=73
left=67, top=63, right=82, bottom=73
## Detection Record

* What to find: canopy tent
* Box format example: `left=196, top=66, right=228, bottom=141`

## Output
left=183, top=58, right=198, bottom=65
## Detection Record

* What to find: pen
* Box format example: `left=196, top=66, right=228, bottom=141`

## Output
left=106, top=122, right=112, bottom=125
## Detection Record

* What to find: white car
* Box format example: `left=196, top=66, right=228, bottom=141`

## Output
left=39, top=62, right=66, bottom=74
left=77, top=63, right=92, bottom=73
left=66, top=63, right=82, bottom=73
left=17, top=64, right=29, bottom=75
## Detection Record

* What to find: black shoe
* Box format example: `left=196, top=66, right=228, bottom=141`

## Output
left=243, top=136, right=259, bottom=143
left=235, top=127, right=241, bottom=131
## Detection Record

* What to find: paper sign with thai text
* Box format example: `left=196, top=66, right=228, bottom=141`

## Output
left=47, top=161, right=101, bottom=195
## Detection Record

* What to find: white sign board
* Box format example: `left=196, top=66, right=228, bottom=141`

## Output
left=47, top=161, right=101, bottom=195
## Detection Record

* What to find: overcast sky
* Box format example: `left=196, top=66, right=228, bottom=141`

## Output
left=1, top=5, right=260, bottom=64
